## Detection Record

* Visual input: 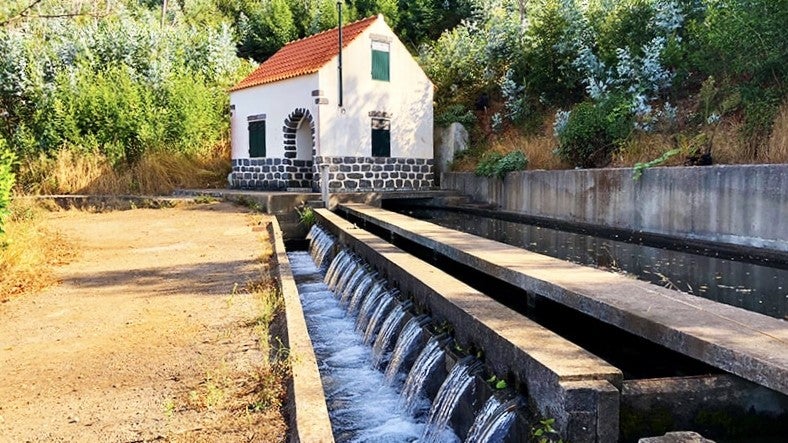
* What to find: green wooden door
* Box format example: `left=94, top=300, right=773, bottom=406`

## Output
left=249, top=121, right=266, bottom=157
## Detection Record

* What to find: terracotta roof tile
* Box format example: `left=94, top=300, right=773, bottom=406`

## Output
left=230, top=15, right=379, bottom=92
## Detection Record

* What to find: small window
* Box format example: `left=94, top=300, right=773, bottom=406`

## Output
left=371, top=41, right=390, bottom=82
left=248, top=120, right=266, bottom=157
left=371, top=118, right=390, bottom=157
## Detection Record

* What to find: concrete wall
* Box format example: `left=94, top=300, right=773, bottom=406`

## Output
left=318, top=17, right=433, bottom=159
left=442, top=165, right=788, bottom=252
left=314, top=208, right=622, bottom=442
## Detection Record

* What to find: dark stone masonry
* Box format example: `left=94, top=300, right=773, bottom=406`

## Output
left=313, top=156, right=434, bottom=192
left=230, top=156, right=434, bottom=191
left=230, top=158, right=314, bottom=190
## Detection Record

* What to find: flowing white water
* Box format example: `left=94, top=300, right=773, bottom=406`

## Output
left=400, top=337, right=445, bottom=416
left=384, top=315, right=428, bottom=385
left=298, top=225, right=514, bottom=442
left=289, top=251, right=427, bottom=442
left=464, top=396, right=519, bottom=443
left=363, top=294, right=396, bottom=344
left=371, top=305, right=408, bottom=369
left=422, top=357, right=481, bottom=443
left=355, top=284, right=388, bottom=331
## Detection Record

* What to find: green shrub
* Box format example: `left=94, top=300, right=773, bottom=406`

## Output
left=0, top=138, right=15, bottom=235
left=474, top=152, right=503, bottom=178
left=555, top=96, right=633, bottom=168
left=475, top=150, right=528, bottom=180
left=435, top=104, right=477, bottom=127
left=524, top=0, right=582, bottom=105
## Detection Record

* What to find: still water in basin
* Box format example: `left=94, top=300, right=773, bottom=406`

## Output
left=394, top=208, right=787, bottom=320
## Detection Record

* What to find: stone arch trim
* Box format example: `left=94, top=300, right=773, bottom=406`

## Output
left=283, top=108, right=316, bottom=160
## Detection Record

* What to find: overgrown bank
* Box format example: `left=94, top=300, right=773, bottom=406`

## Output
left=424, top=0, right=787, bottom=172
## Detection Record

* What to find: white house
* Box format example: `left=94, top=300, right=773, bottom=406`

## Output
left=228, top=14, right=434, bottom=192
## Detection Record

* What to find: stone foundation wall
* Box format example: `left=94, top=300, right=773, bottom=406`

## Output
left=230, top=158, right=314, bottom=190
left=313, top=156, right=434, bottom=192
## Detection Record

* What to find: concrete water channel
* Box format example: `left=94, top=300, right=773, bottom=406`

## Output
left=264, top=192, right=787, bottom=442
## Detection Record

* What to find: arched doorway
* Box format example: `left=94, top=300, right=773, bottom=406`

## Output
left=283, top=108, right=315, bottom=161
left=296, top=118, right=312, bottom=160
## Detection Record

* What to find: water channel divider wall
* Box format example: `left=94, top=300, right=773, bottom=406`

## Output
left=270, top=217, right=335, bottom=443
left=312, top=208, right=623, bottom=442
left=335, top=204, right=788, bottom=397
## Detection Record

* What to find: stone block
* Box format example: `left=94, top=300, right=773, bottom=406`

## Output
left=638, top=432, right=715, bottom=443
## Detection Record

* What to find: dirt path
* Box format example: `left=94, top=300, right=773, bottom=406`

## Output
left=0, top=202, right=285, bottom=442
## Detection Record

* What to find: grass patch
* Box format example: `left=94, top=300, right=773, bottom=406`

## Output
left=17, top=142, right=231, bottom=196
left=0, top=198, right=74, bottom=301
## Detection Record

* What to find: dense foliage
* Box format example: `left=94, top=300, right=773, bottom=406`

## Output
left=220, top=0, right=476, bottom=61
left=422, top=0, right=787, bottom=167
left=0, top=1, right=250, bottom=167
left=0, top=137, right=13, bottom=234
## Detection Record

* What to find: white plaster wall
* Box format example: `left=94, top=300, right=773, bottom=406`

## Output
left=317, top=17, right=433, bottom=158
left=230, top=74, right=319, bottom=159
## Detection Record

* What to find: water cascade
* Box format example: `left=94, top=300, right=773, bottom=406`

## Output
left=290, top=224, right=522, bottom=442
left=465, top=395, right=519, bottom=443
left=384, top=315, right=429, bottom=384
left=400, top=336, right=446, bottom=415
left=371, top=304, right=408, bottom=368
left=422, top=357, right=483, bottom=443
left=362, top=293, right=397, bottom=344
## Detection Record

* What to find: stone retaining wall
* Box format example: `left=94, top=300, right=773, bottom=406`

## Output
left=442, top=165, right=788, bottom=252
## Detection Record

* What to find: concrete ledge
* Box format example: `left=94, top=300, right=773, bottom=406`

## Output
left=270, top=218, right=335, bottom=443
left=314, top=208, right=622, bottom=442
left=442, top=165, right=788, bottom=253
left=622, top=375, right=787, bottom=442
left=337, top=204, right=788, bottom=396
left=175, top=188, right=461, bottom=214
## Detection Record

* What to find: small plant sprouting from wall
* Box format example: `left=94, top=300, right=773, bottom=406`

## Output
left=296, top=205, right=316, bottom=227
left=531, top=418, right=564, bottom=443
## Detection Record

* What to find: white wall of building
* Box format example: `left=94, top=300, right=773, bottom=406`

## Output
left=317, top=17, right=433, bottom=159
left=230, top=74, right=319, bottom=160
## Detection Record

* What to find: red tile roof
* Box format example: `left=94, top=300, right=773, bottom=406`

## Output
left=230, top=15, right=379, bottom=92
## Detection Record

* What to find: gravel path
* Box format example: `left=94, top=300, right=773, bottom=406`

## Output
left=0, top=202, right=284, bottom=442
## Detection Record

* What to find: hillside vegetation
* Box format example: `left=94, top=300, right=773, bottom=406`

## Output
left=424, top=0, right=787, bottom=172
left=1, top=0, right=786, bottom=232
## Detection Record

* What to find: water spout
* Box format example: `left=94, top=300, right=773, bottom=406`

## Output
left=465, top=395, right=519, bottom=443
left=422, top=357, right=482, bottom=443
left=384, top=315, right=429, bottom=385
left=400, top=336, right=445, bottom=415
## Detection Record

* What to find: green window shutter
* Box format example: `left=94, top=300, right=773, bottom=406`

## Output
left=372, top=49, right=390, bottom=81
left=371, top=118, right=390, bottom=157
left=248, top=121, right=266, bottom=158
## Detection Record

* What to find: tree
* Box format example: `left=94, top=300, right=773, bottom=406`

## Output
left=237, top=0, right=297, bottom=62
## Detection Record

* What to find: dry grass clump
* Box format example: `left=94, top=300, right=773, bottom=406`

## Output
left=0, top=198, right=74, bottom=301
left=765, top=101, right=788, bottom=163
left=452, top=113, right=566, bottom=172
left=18, top=142, right=232, bottom=195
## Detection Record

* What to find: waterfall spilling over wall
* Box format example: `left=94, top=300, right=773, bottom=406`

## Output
left=441, top=165, right=788, bottom=253
left=307, top=214, right=624, bottom=442
left=288, top=224, right=525, bottom=442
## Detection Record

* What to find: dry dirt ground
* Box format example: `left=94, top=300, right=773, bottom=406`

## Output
left=0, top=202, right=286, bottom=442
